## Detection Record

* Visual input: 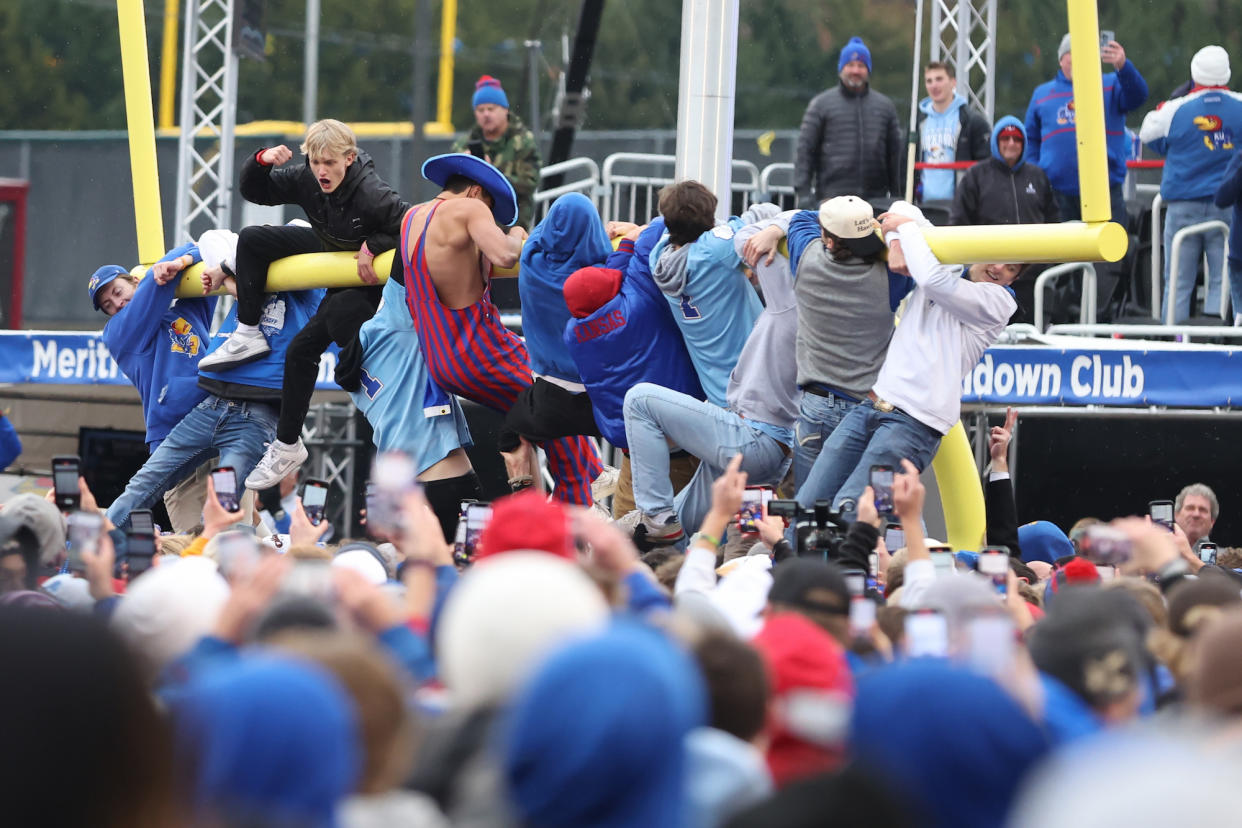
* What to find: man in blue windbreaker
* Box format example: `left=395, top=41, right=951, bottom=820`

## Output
left=105, top=229, right=324, bottom=531
left=1025, top=33, right=1147, bottom=223
left=1141, top=45, right=1242, bottom=322
left=89, top=243, right=218, bottom=530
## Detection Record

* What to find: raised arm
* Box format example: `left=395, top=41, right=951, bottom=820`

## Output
left=465, top=199, right=525, bottom=269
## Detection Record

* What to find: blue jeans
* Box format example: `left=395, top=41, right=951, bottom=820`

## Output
left=794, top=400, right=942, bottom=522
left=794, top=391, right=857, bottom=491
left=623, top=383, right=791, bottom=533
left=1163, top=199, right=1231, bottom=322
left=106, top=396, right=278, bottom=530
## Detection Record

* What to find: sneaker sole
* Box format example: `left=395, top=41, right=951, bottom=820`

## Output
left=199, top=346, right=272, bottom=373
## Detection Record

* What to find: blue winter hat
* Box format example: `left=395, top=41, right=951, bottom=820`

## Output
left=472, top=74, right=510, bottom=109
left=502, top=621, right=707, bottom=828
left=1018, top=520, right=1074, bottom=565
left=88, top=265, right=129, bottom=311
left=422, top=152, right=519, bottom=227
left=838, top=36, right=873, bottom=73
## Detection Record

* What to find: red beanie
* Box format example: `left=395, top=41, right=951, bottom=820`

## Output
left=476, top=489, right=576, bottom=561
left=563, top=266, right=623, bottom=318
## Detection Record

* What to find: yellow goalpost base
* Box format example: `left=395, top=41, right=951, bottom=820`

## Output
left=930, top=422, right=988, bottom=553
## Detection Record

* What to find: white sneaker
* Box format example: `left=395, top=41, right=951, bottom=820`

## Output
left=591, top=465, right=620, bottom=503
left=245, top=439, right=309, bottom=490
left=199, top=328, right=271, bottom=372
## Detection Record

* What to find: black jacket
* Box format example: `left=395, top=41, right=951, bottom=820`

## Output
left=795, top=84, right=902, bottom=204
left=949, top=118, right=1059, bottom=227
left=239, top=148, right=409, bottom=254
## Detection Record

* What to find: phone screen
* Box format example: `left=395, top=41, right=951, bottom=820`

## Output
left=737, top=486, right=774, bottom=534
left=1200, top=543, right=1219, bottom=565
left=66, top=510, right=103, bottom=572
left=464, top=503, right=493, bottom=558
left=905, top=610, right=949, bottom=658
left=1149, top=499, right=1174, bottom=529
left=843, top=570, right=866, bottom=597
left=870, top=465, right=894, bottom=514
left=51, top=456, right=81, bottom=510
left=884, top=527, right=905, bottom=551
left=368, top=452, right=417, bottom=534
left=966, top=612, right=1016, bottom=676
left=930, top=551, right=956, bottom=578
left=1099, top=29, right=1115, bottom=47
left=978, top=550, right=1008, bottom=595
left=129, top=510, right=155, bottom=537
left=212, top=466, right=239, bottom=513
left=302, top=480, right=328, bottom=526
left=849, top=596, right=876, bottom=639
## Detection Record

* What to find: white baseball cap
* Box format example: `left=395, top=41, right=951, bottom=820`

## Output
left=818, top=195, right=885, bottom=257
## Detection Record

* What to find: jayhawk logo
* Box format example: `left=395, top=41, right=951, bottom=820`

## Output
left=1194, top=114, right=1234, bottom=151
left=1056, top=99, right=1076, bottom=126
left=169, top=317, right=201, bottom=356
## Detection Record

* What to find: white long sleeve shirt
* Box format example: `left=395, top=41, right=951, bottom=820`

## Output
left=872, top=216, right=1016, bottom=434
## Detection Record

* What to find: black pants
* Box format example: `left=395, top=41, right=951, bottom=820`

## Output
left=277, top=286, right=382, bottom=443
left=498, top=377, right=602, bottom=453
left=424, top=471, right=484, bottom=543
left=234, top=225, right=325, bottom=325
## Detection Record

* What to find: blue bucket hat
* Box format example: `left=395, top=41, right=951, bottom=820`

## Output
left=88, top=265, right=130, bottom=311
left=422, top=153, right=518, bottom=227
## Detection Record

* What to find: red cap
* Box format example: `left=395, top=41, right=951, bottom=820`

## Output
left=563, top=267, right=623, bottom=319
left=997, top=125, right=1024, bottom=141
left=751, top=613, right=855, bottom=787
left=476, top=489, right=576, bottom=561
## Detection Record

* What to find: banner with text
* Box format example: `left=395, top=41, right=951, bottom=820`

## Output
left=0, top=332, right=339, bottom=390
left=962, top=346, right=1240, bottom=408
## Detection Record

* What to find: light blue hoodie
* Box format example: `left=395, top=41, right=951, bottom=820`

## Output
left=919, top=93, right=969, bottom=201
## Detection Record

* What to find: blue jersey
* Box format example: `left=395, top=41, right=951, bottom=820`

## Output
left=1024, top=62, right=1148, bottom=194
left=649, top=218, right=762, bottom=407
left=200, top=287, right=326, bottom=390
left=565, top=233, right=705, bottom=449
left=101, top=243, right=217, bottom=450
left=348, top=278, right=472, bottom=474
left=1141, top=86, right=1242, bottom=201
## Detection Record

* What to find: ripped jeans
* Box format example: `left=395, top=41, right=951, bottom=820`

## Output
left=793, top=391, right=859, bottom=491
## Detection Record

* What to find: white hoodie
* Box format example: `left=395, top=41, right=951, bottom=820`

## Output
left=872, top=202, right=1016, bottom=434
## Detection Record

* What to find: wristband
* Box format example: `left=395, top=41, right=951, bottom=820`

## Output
left=690, top=531, right=721, bottom=549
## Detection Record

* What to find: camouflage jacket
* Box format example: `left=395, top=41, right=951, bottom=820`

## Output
left=452, top=114, right=542, bottom=229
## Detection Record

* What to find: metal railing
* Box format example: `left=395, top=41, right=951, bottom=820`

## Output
left=1164, top=219, right=1231, bottom=325
left=600, top=153, right=760, bottom=223
left=1150, top=193, right=1164, bottom=317
left=532, top=157, right=602, bottom=222
left=1046, top=323, right=1242, bottom=342
left=1032, top=262, right=1097, bottom=332
left=758, top=161, right=797, bottom=209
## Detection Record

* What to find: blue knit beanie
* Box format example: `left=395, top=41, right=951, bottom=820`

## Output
left=472, top=75, right=509, bottom=109
left=838, top=36, right=872, bottom=73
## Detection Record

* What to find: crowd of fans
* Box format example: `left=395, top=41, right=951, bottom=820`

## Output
left=798, top=32, right=1242, bottom=324
left=1, top=36, right=1241, bottom=828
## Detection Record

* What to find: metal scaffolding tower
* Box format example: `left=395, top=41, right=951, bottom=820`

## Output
left=929, top=0, right=998, bottom=122
left=174, top=0, right=240, bottom=244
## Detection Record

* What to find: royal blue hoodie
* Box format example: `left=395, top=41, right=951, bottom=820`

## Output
left=519, top=193, right=614, bottom=384
left=199, top=287, right=326, bottom=394
left=101, top=243, right=216, bottom=450
left=1024, top=61, right=1148, bottom=194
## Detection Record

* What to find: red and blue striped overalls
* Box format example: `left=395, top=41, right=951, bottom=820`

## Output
left=400, top=201, right=601, bottom=504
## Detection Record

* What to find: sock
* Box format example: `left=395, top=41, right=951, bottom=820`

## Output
left=235, top=322, right=260, bottom=335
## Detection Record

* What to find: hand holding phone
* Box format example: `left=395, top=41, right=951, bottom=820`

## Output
left=66, top=510, right=103, bottom=572
left=869, top=465, right=894, bottom=516
left=52, top=455, right=81, bottom=512
left=126, top=509, right=157, bottom=578
left=368, top=452, right=417, bottom=536
left=301, top=479, right=329, bottom=526
left=737, top=486, right=774, bottom=534
left=212, top=466, right=240, bottom=513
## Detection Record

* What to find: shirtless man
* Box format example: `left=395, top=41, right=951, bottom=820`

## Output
left=399, top=153, right=603, bottom=504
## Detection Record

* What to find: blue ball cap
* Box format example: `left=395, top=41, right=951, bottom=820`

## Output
left=88, top=265, right=129, bottom=311
left=421, top=153, right=519, bottom=227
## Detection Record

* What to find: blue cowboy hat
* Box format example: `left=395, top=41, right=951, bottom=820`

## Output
left=421, top=153, right=518, bottom=227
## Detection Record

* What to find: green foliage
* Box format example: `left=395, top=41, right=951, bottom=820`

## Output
left=2, top=0, right=1241, bottom=134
